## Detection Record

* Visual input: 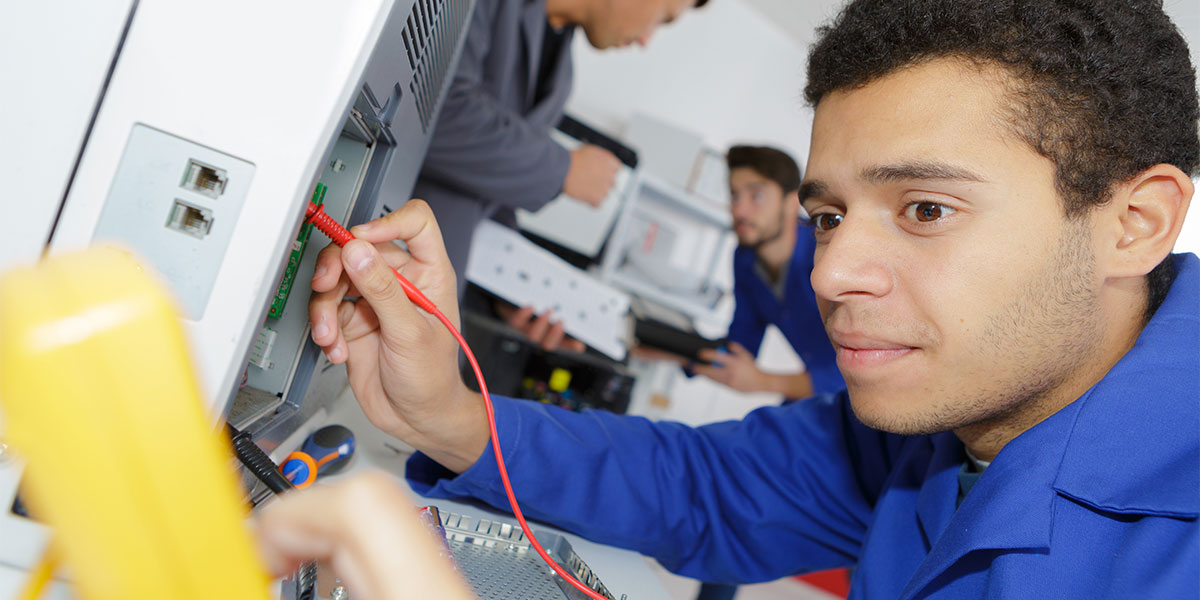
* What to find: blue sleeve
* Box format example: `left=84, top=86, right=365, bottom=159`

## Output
left=418, top=0, right=571, bottom=211
left=726, top=254, right=767, bottom=356
left=407, top=394, right=903, bottom=583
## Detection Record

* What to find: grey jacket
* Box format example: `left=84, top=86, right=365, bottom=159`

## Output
left=414, top=0, right=575, bottom=291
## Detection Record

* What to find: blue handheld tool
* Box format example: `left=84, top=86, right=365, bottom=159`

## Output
left=281, top=425, right=356, bottom=489
left=302, top=424, right=355, bottom=476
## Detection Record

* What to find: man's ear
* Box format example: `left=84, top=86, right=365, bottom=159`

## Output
left=1105, top=164, right=1193, bottom=278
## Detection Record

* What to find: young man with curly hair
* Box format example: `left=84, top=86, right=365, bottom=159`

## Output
left=296, top=1, right=1198, bottom=596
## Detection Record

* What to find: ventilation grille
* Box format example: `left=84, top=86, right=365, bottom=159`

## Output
left=401, top=0, right=470, bottom=132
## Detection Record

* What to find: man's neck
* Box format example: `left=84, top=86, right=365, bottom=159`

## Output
left=755, top=220, right=797, bottom=281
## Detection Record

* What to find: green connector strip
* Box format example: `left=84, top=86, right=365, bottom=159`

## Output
left=269, top=183, right=327, bottom=319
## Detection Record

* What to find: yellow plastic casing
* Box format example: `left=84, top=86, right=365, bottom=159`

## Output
left=0, top=247, right=270, bottom=600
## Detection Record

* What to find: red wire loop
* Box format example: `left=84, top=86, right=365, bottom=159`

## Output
left=305, top=202, right=609, bottom=600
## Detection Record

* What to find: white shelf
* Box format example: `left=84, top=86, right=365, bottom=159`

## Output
left=637, top=171, right=732, bottom=227
left=608, top=269, right=726, bottom=324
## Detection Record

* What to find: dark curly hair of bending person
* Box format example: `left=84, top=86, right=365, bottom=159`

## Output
left=805, top=0, right=1199, bottom=318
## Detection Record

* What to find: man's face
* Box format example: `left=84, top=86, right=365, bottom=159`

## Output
left=729, top=167, right=788, bottom=247
left=579, top=0, right=694, bottom=49
left=801, top=59, right=1107, bottom=436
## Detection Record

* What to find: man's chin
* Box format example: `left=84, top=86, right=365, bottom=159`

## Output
left=845, top=390, right=956, bottom=436
left=735, top=235, right=761, bottom=247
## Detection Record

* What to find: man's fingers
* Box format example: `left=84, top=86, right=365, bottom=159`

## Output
left=505, top=305, right=535, bottom=329
left=526, top=311, right=552, bottom=343
left=543, top=322, right=566, bottom=351
left=349, top=200, right=449, bottom=270
left=312, top=243, right=346, bottom=293
left=728, top=342, right=752, bottom=358
left=697, top=348, right=722, bottom=363
left=340, top=240, right=419, bottom=343
left=255, top=473, right=474, bottom=600
left=311, top=277, right=351, bottom=347
left=340, top=299, right=387, bottom=347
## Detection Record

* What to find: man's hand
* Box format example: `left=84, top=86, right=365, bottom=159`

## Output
left=563, top=145, right=620, bottom=207
left=695, top=342, right=815, bottom=398
left=308, top=200, right=488, bottom=472
left=255, top=472, right=474, bottom=600
left=497, top=304, right=586, bottom=353
left=694, top=342, right=766, bottom=393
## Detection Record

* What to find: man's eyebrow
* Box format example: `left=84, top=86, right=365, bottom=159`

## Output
left=863, top=161, right=987, bottom=184
left=799, top=162, right=984, bottom=204
left=798, top=180, right=828, bottom=204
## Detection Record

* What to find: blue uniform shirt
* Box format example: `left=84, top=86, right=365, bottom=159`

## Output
left=409, top=253, right=1199, bottom=598
left=727, top=222, right=844, bottom=395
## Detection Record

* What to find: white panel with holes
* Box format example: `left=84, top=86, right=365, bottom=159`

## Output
left=466, top=221, right=631, bottom=360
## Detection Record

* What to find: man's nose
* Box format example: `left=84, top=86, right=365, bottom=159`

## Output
left=729, top=195, right=753, bottom=219
left=810, top=214, right=895, bottom=303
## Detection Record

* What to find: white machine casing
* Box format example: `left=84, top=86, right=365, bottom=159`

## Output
left=0, top=0, right=476, bottom=595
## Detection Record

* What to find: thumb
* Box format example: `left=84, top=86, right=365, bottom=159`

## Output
left=341, top=239, right=419, bottom=340
left=729, top=342, right=753, bottom=358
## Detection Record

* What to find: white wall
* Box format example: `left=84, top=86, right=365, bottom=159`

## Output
left=1165, top=0, right=1200, bottom=255
left=565, top=0, right=820, bottom=167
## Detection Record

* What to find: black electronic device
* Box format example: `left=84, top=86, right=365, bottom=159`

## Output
left=459, top=308, right=635, bottom=415
left=633, top=317, right=725, bottom=364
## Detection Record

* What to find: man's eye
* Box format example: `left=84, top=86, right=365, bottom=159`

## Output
left=904, top=202, right=956, bottom=223
left=812, top=213, right=843, bottom=231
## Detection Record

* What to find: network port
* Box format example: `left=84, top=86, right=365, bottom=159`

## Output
left=181, top=159, right=228, bottom=198
left=166, top=199, right=214, bottom=239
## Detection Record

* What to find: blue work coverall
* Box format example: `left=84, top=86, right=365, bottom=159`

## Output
left=409, top=253, right=1199, bottom=598
left=726, top=222, right=844, bottom=395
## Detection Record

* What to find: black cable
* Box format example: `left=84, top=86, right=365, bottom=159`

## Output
left=226, top=423, right=316, bottom=600
left=227, top=423, right=292, bottom=494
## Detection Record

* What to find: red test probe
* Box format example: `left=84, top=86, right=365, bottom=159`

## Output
left=304, top=202, right=612, bottom=600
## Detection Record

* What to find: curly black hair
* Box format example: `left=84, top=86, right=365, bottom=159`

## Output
left=805, top=0, right=1199, bottom=317
left=727, top=145, right=802, bottom=194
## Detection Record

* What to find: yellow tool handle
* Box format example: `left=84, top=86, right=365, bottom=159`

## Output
left=0, top=247, right=271, bottom=600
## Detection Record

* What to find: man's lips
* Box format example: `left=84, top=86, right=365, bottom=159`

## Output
left=829, top=331, right=918, bottom=370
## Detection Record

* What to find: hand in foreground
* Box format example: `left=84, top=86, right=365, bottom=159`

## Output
left=255, top=473, right=474, bottom=600
left=308, top=200, right=487, bottom=472
left=694, top=342, right=765, bottom=393
left=563, top=145, right=620, bottom=207
left=497, top=304, right=586, bottom=353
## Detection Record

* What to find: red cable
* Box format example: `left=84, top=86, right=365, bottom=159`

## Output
left=305, top=203, right=611, bottom=600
